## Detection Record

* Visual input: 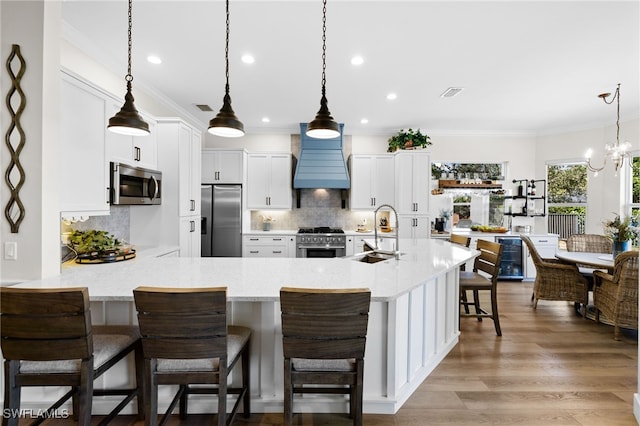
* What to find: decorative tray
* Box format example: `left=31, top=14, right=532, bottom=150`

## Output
left=75, top=250, right=136, bottom=264
left=470, top=226, right=508, bottom=233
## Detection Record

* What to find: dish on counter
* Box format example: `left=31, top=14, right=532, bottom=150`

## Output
left=470, top=225, right=508, bottom=233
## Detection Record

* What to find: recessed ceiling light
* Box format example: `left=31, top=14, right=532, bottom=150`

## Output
left=241, top=54, right=255, bottom=64
left=360, top=118, right=369, bottom=124
left=147, top=55, right=162, bottom=64
left=440, top=87, right=464, bottom=98
left=351, top=56, right=364, bottom=66
left=386, top=93, right=397, bottom=101
left=261, top=117, right=270, bottom=123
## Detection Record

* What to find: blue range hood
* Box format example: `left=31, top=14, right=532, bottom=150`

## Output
left=293, top=123, right=350, bottom=189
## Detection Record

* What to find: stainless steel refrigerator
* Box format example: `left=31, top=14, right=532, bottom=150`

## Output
left=201, top=184, right=242, bottom=257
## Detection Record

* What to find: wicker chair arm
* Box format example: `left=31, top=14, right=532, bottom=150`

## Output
left=540, top=258, right=581, bottom=271
left=592, top=269, right=614, bottom=287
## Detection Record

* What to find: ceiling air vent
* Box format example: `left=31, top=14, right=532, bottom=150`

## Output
left=195, top=104, right=214, bottom=112
left=440, top=87, right=464, bottom=98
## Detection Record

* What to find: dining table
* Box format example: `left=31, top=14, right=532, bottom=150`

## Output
left=555, top=249, right=615, bottom=273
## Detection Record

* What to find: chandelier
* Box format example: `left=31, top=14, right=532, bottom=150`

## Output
left=585, top=83, right=632, bottom=176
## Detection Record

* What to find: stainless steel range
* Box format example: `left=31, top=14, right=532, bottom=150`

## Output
left=296, top=227, right=346, bottom=258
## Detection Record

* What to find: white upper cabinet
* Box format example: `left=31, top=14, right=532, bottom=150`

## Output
left=201, top=149, right=244, bottom=184
left=59, top=72, right=110, bottom=216
left=349, top=155, right=395, bottom=210
left=156, top=119, right=202, bottom=218
left=105, top=100, right=158, bottom=170
left=395, top=152, right=430, bottom=215
left=247, top=153, right=292, bottom=209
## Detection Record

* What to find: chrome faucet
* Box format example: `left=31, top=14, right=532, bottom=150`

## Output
left=374, top=204, right=400, bottom=259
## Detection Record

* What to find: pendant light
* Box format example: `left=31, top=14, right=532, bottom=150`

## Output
left=306, top=0, right=340, bottom=139
left=208, top=0, right=244, bottom=138
left=108, top=0, right=150, bottom=136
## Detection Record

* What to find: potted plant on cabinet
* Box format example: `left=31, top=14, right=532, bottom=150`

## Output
left=387, top=128, right=432, bottom=152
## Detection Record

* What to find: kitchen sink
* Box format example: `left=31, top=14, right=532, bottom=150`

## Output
left=352, top=251, right=404, bottom=264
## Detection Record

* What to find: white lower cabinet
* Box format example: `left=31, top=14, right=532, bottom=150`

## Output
left=397, top=216, right=430, bottom=240
left=179, top=216, right=201, bottom=257
left=346, top=236, right=355, bottom=256
left=243, top=234, right=295, bottom=257
left=524, top=234, right=559, bottom=279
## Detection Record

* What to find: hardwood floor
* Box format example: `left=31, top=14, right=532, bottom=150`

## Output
left=16, top=281, right=638, bottom=425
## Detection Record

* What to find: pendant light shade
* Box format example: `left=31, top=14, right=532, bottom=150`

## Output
left=208, top=0, right=244, bottom=138
left=306, top=0, right=340, bottom=139
left=108, top=0, right=149, bottom=137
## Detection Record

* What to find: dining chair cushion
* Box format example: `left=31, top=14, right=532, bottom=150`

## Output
left=156, top=326, right=251, bottom=372
left=292, top=358, right=355, bottom=372
left=19, top=325, right=140, bottom=374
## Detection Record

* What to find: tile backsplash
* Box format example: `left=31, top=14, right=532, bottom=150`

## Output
left=250, top=189, right=375, bottom=231
left=61, top=206, right=131, bottom=242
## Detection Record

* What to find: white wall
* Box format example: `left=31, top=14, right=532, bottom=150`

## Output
left=535, top=118, right=639, bottom=233
left=1, top=1, right=61, bottom=282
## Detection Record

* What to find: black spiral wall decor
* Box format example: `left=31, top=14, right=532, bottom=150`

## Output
left=4, top=44, right=26, bottom=233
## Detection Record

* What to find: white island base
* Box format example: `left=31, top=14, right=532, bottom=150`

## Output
left=9, top=239, right=476, bottom=416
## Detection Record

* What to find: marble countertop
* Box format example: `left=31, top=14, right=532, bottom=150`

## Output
left=17, top=239, right=478, bottom=303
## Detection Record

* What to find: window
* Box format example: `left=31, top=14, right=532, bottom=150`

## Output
left=546, top=162, right=588, bottom=236
left=433, top=162, right=506, bottom=227
left=431, top=162, right=504, bottom=180
left=627, top=153, right=640, bottom=217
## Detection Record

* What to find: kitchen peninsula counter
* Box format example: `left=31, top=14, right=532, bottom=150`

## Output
left=13, top=239, right=478, bottom=415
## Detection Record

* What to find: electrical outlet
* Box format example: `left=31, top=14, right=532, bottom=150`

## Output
left=4, top=242, right=17, bottom=260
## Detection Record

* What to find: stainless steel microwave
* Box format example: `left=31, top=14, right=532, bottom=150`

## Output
left=109, top=162, right=162, bottom=205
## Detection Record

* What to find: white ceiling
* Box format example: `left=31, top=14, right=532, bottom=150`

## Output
left=61, top=0, right=640, bottom=137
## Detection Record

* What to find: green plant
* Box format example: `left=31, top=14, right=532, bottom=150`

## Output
left=603, top=214, right=638, bottom=242
left=387, top=128, right=431, bottom=152
left=68, top=230, right=121, bottom=255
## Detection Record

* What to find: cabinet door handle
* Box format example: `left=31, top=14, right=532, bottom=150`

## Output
left=249, top=250, right=259, bottom=254
left=134, top=146, right=141, bottom=161
left=273, top=250, right=282, bottom=254
left=190, top=200, right=195, bottom=211
left=249, top=238, right=259, bottom=241
left=215, top=171, right=220, bottom=180
left=273, top=238, right=282, bottom=241
left=190, top=221, right=195, bottom=232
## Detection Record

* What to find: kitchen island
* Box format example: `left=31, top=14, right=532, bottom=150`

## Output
left=9, top=238, right=477, bottom=416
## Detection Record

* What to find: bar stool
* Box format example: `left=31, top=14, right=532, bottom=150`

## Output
left=459, top=240, right=504, bottom=336
left=133, top=286, right=251, bottom=426
left=280, top=287, right=371, bottom=426
left=1, top=287, right=143, bottom=426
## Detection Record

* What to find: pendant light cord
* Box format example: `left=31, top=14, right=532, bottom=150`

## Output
left=126, top=0, right=133, bottom=83
left=225, top=0, right=230, bottom=96
left=320, top=0, right=327, bottom=97
left=601, top=83, right=621, bottom=146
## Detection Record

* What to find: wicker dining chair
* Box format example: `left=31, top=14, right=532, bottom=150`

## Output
left=521, top=235, right=589, bottom=315
left=593, top=251, right=639, bottom=340
left=566, top=234, right=613, bottom=254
